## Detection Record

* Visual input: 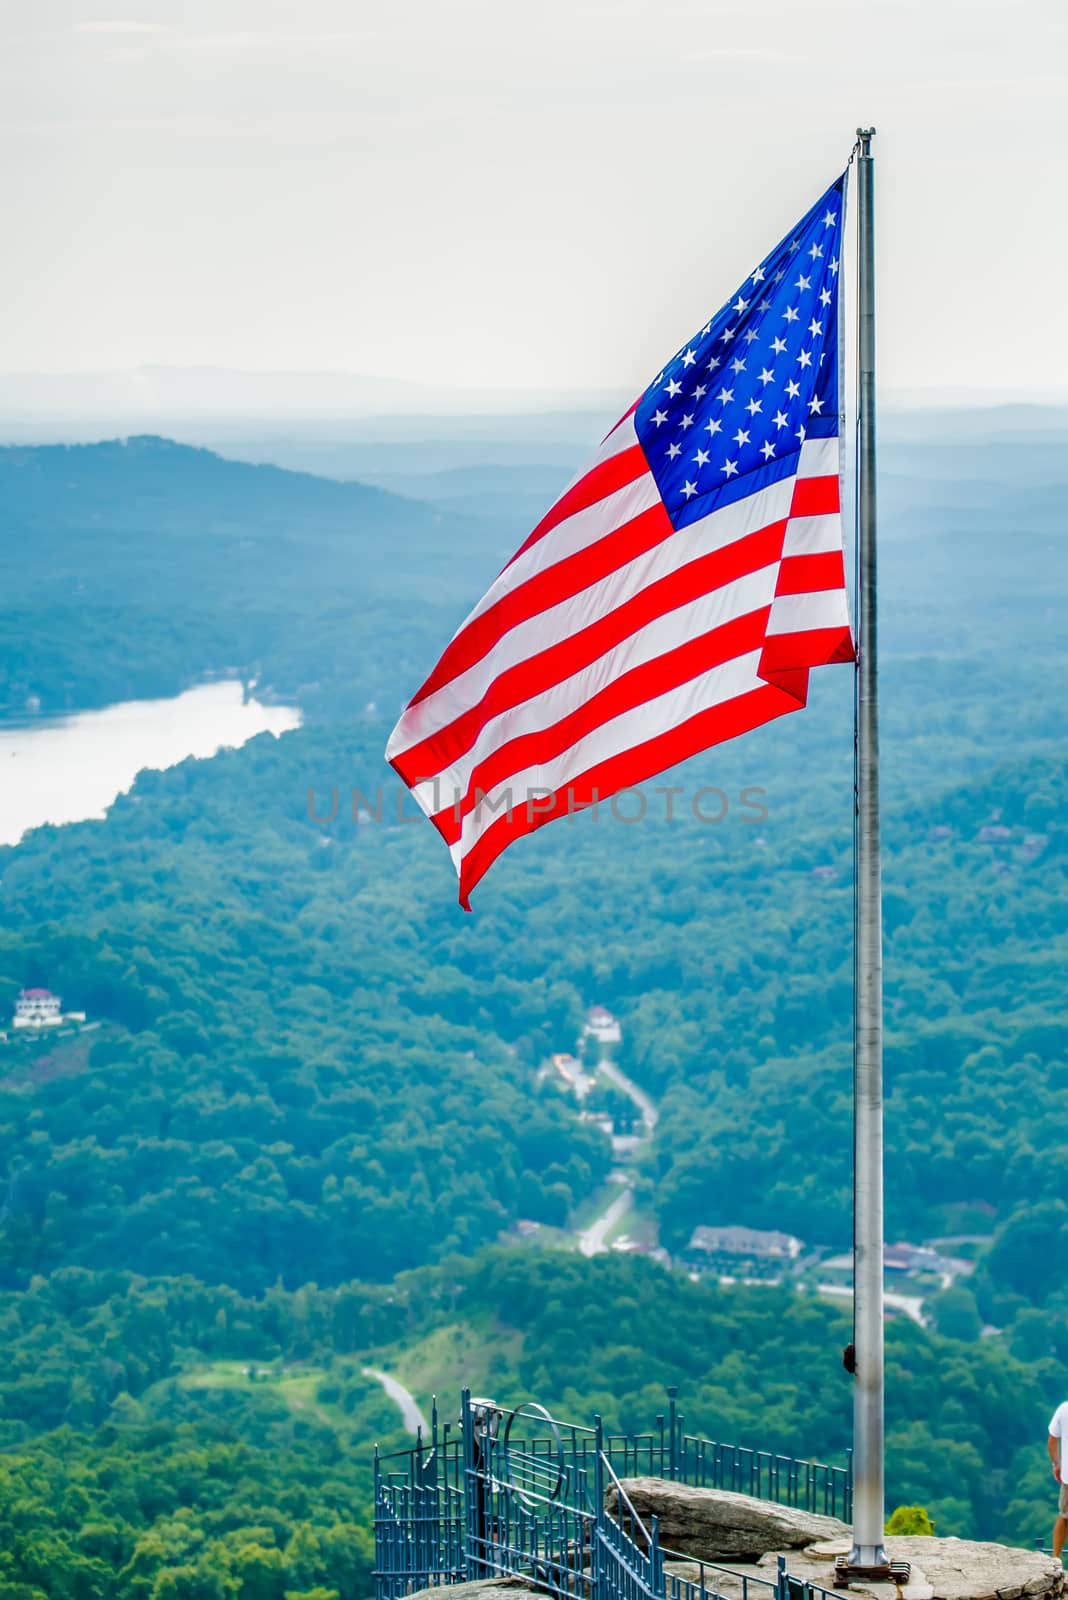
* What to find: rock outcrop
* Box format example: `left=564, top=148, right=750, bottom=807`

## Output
left=769, top=1536, right=1066, bottom=1600
left=402, top=1581, right=540, bottom=1600
left=604, top=1476, right=850, bottom=1560
left=402, top=1495, right=1064, bottom=1600
left=605, top=1480, right=1066, bottom=1598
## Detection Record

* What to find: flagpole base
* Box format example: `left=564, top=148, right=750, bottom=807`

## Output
left=833, top=1556, right=911, bottom=1587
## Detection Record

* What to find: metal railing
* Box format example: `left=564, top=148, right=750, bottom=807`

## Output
left=373, top=1391, right=847, bottom=1600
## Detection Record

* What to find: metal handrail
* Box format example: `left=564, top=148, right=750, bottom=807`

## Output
left=661, top=1543, right=776, bottom=1600
left=373, top=1391, right=851, bottom=1600
left=601, top=1449, right=656, bottom=1552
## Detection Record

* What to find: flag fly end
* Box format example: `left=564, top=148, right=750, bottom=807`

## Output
left=387, top=170, right=858, bottom=903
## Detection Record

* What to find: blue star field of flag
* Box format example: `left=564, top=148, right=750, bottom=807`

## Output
left=635, top=175, right=845, bottom=531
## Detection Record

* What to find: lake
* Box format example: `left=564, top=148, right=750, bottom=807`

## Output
left=0, top=681, right=301, bottom=848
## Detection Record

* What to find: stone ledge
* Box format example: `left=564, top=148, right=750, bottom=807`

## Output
left=608, top=1479, right=1065, bottom=1599
left=670, top=1536, right=1066, bottom=1600
left=785, top=1535, right=1066, bottom=1600
left=401, top=1581, right=540, bottom=1600
left=606, top=1476, right=850, bottom=1560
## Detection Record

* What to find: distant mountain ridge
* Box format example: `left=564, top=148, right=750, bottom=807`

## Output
left=0, top=433, right=425, bottom=531
left=2, top=419, right=1067, bottom=729
left=0, top=365, right=622, bottom=425
left=0, top=434, right=511, bottom=723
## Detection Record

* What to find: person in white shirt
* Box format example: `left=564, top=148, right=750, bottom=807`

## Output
left=1047, top=1401, right=1068, bottom=1559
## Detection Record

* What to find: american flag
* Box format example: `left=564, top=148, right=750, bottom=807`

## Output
left=388, top=176, right=855, bottom=908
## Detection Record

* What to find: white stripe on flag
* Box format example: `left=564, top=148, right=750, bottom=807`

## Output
left=766, top=588, right=852, bottom=635
left=560, top=412, right=639, bottom=489
left=412, top=563, right=780, bottom=816
left=389, top=474, right=797, bottom=761
left=455, top=649, right=769, bottom=859
left=783, top=513, right=843, bottom=557
left=796, top=436, right=838, bottom=477
left=464, top=472, right=662, bottom=625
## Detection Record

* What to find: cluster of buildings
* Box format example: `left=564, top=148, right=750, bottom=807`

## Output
left=686, top=1225, right=804, bottom=1280
left=685, top=1227, right=970, bottom=1298
left=535, top=1001, right=976, bottom=1308
left=543, top=1008, right=624, bottom=1102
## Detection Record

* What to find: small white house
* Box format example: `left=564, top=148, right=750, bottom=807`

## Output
left=583, top=1005, right=622, bottom=1045
left=13, top=989, right=63, bottom=1029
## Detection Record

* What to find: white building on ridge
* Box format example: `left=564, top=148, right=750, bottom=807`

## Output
left=14, top=988, right=63, bottom=1029
left=583, top=1005, right=622, bottom=1045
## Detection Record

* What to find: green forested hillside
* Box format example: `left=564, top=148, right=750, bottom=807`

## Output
left=0, top=747, right=609, bottom=1288
left=1, top=422, right=1067, bottom=1594
left=636, top=749, right=1068, bottom=1246
left=3, top=720, right=1063, bottom=1281
left=0, top=1249, right=1061, bottom=1598
left=0, top=1270, right=406, bottom=1599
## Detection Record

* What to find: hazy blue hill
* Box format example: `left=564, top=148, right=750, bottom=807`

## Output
left=0, top=435, right=506, bottom=722
left=0, top=434, right=502, bottom=581
left=3, top=411, right=1067, bottom=724
left=363, top=461, right=575, bottom=532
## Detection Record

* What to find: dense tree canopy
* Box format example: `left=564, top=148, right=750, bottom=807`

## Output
left=1, top=425, right=1066, bottom=1592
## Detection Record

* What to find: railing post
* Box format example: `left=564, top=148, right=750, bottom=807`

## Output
left=461, top=1387, right=478, bottom=1579
left=667, top=1387, right=679, bottom=1481
left=593, top=1415, right=605, bottom=1600
left=650, top=1512, right=663, bottom=1594
left=845, top=1446, right=854, bottom=1523
left=776, top=1554, right=787, bottom=1600
left=373, top=1445, right=382, bottom=1600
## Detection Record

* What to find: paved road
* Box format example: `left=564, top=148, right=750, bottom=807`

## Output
left=578, top=1184, right=633, bottom=1257
left=599, top=1059, right=658, bottom=1131
left=363, top=1366, right=430, bottom=1435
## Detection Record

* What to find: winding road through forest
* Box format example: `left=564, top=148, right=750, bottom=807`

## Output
left=574, top=1054, right=659, bottom=1257
left=364, top=1056, right=659, bottom=1426
left=598, top=1058, right=658, bottom=1130
left=578, top=1182, right=633, bottom=1257
left=363, top=1366, right=429, bottom=1435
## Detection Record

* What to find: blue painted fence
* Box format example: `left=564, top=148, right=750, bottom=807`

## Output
left=373, top=1391, right=850, bottom=1600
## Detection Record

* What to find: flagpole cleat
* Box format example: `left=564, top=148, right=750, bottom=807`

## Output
left=833, top=1554, right=911, bottom=1587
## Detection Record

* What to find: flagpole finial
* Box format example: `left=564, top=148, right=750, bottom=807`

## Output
left=856, top=127, right=876, bottom=154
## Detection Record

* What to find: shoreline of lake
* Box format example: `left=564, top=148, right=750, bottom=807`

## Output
left=0, top=680, right=302, bottom=848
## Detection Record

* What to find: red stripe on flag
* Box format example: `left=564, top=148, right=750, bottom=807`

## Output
left=432, top=605, right=776, bottom=844
left=603, top=398, right=640, bottom=438
left=408, top=499, right=674, bottom=710
left=453, top=676, right=811, bottom=909
left=506, top=444, right=650, bottom=567
left=789, top=475, right=840, bottom=516
left=774, top=551, right=846, bottom=596
left=393, top=517, right=788, bottom=788
left=759, top=625, right=855, bottom=682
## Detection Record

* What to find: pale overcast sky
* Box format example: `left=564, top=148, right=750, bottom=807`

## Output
left=3, top=0, right=1066, bottom=406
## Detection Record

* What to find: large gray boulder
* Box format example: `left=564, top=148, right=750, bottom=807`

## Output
left=604, top=1476, right=850, bottom=1561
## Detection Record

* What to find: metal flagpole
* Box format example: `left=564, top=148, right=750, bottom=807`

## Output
left=835, top=127, right=909, bottom=1589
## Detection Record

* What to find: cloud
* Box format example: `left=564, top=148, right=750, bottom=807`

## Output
left=75, top=20, right=174, bottom=33
left=171, top=30, right=378, bottom=51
